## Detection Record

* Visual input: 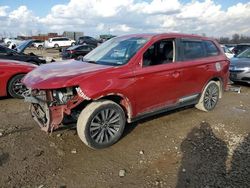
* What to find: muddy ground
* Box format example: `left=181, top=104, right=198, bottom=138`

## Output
left=0, top=49, right=250, bottom=188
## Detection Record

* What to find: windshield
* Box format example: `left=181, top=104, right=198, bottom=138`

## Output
left=83, top=36, right=149, bottom=66
left=237, top=48, right=250, bottom=58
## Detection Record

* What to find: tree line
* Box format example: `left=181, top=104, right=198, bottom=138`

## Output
left=218, top=34, right=250, bottom=44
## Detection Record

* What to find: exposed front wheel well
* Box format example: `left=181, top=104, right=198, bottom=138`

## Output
left=72, top=95, right=132, bottom=122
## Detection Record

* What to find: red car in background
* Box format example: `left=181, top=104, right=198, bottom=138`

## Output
left=0, top=59, right=37, bottom=98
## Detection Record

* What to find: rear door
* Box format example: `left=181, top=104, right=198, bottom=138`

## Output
left=176, top=39, right=221, bottom=97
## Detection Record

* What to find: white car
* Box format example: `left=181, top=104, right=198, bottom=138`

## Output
left=4, top=38, right=23, bottom=47
left=44, top=37, right=76, bottom=48
left=32, top=40, right=44, bottom=49
left=221, top=45, right=234, bottom=59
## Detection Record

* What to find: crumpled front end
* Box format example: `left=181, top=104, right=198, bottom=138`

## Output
left=24, top=87, right=87, bottom=132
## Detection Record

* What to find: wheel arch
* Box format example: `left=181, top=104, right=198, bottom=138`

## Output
left=6, top=73, right=26, bottom=96
left=73, top=93, right=133, bottom=123
left=95, top=93, right=133, bottom=122
left=204, top=76, right=223, bottom=98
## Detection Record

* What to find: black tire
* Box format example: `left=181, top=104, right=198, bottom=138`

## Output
left=195, top=81, right=220, bottom=111
left=54, top=44, right=59, bottom=48
left=7, top=74, right=27, bottom=99
left=77, top=100, right=126, bottom=149
left=37, top=45, right=43, bottom=50
left=71, top=42, right=75, bottom=46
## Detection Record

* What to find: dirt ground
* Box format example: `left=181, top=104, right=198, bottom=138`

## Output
left=0, top=81, right=250, bottom=188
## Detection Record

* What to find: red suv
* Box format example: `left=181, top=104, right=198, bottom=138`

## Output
left=23, top=33, right=229, bottom=149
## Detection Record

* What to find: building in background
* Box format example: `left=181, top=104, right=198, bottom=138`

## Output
left=63, top=31, right=84, bottom=41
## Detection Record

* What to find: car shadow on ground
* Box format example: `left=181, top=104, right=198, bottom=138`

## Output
left=0, top=96, right=11, bottom=100
left=176, top=122, right=250, bottom=188
left=122, top=105, right=195, bottom=139
left=55, top=105, right=195, bottom=140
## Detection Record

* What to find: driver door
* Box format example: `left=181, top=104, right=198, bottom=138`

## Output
left=133, top=39, right=183, bottom=115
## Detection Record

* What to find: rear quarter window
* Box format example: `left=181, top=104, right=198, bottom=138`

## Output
left=203, top=40, right=220, bottom=56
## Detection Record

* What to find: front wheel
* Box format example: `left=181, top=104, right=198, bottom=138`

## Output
left=195, top=81, right=220, bottom=111
left=77, top=100, right=126, bottom=149
left=8, top=74, right=27, bottom=99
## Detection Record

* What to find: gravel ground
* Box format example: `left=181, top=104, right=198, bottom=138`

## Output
left=0, top=83, right=249, bottom=188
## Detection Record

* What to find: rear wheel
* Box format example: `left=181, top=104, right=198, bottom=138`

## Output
left=8, top=74, right=27, bottom=99
left=54, top=44, right=59, bottom=48
left=77, top=100, right=126, bottom=149
left=195, top=81, right=220, bottom=111
left=71, top=42, right=75, bottom=46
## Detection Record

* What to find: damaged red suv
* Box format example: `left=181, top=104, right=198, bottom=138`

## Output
left=23, top=33, right=229, bottom=149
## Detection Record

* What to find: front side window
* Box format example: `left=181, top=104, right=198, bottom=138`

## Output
left=143, top=40, right=175, bottom=66
left=181, top=40, right=205, bottom=60
left=83, top=37, right=149, bottom=66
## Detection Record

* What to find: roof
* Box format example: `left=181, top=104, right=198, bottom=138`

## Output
left=116, top=33, right=213, bottom=40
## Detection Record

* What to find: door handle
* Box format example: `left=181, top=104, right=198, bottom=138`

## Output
left=171, top=71, right=180, bottom=78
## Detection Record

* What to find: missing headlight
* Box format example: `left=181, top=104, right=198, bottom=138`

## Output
left=52, top=87, right=74, bottom=105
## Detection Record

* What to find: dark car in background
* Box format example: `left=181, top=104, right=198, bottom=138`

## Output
left=0, top=40, right=46, bottom=65
left=61, top=44, right=95, bottom=60
left=229, top=48, right=250, bottom=84
left=232, top=43, right=250, bottom=55
left=77, top=36, right=100, bottom=46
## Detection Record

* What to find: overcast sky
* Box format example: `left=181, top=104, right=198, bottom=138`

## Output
left=0, top=0, right=250, bottom=38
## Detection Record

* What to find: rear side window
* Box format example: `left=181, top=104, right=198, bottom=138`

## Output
left=203, top=41, right=219, bottom=56
left=181, top=41, right=205, bottom=60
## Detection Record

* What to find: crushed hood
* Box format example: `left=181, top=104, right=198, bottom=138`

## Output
left=15, top=40, right=33, bottom=53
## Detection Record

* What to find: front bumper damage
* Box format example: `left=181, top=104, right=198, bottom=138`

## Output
left=24, top=88, right=85, bottom=132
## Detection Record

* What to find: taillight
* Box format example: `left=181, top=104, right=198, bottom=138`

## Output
left=69, top=50, right=75, bottom=54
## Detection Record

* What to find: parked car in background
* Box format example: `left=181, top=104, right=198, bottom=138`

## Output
left=229, top=48, right=250, bottom=84
left=221, top=45, right=234, bottom=59
left=0, top=59, right=37, bottom=98
left=23, top=33, right=229, bottom=149
left=77, top=36, right=100, bottom=46
left=32, top=40, right=44, bottom=49
left=44, top=37, right=76, bottom=48
left=232, top=43, right=250, bottom=55
left=4, top=38, right=23, bottom=46
left=0, top=40, right=46, bottom=65
left=61, top=44, right=95, bottom=60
